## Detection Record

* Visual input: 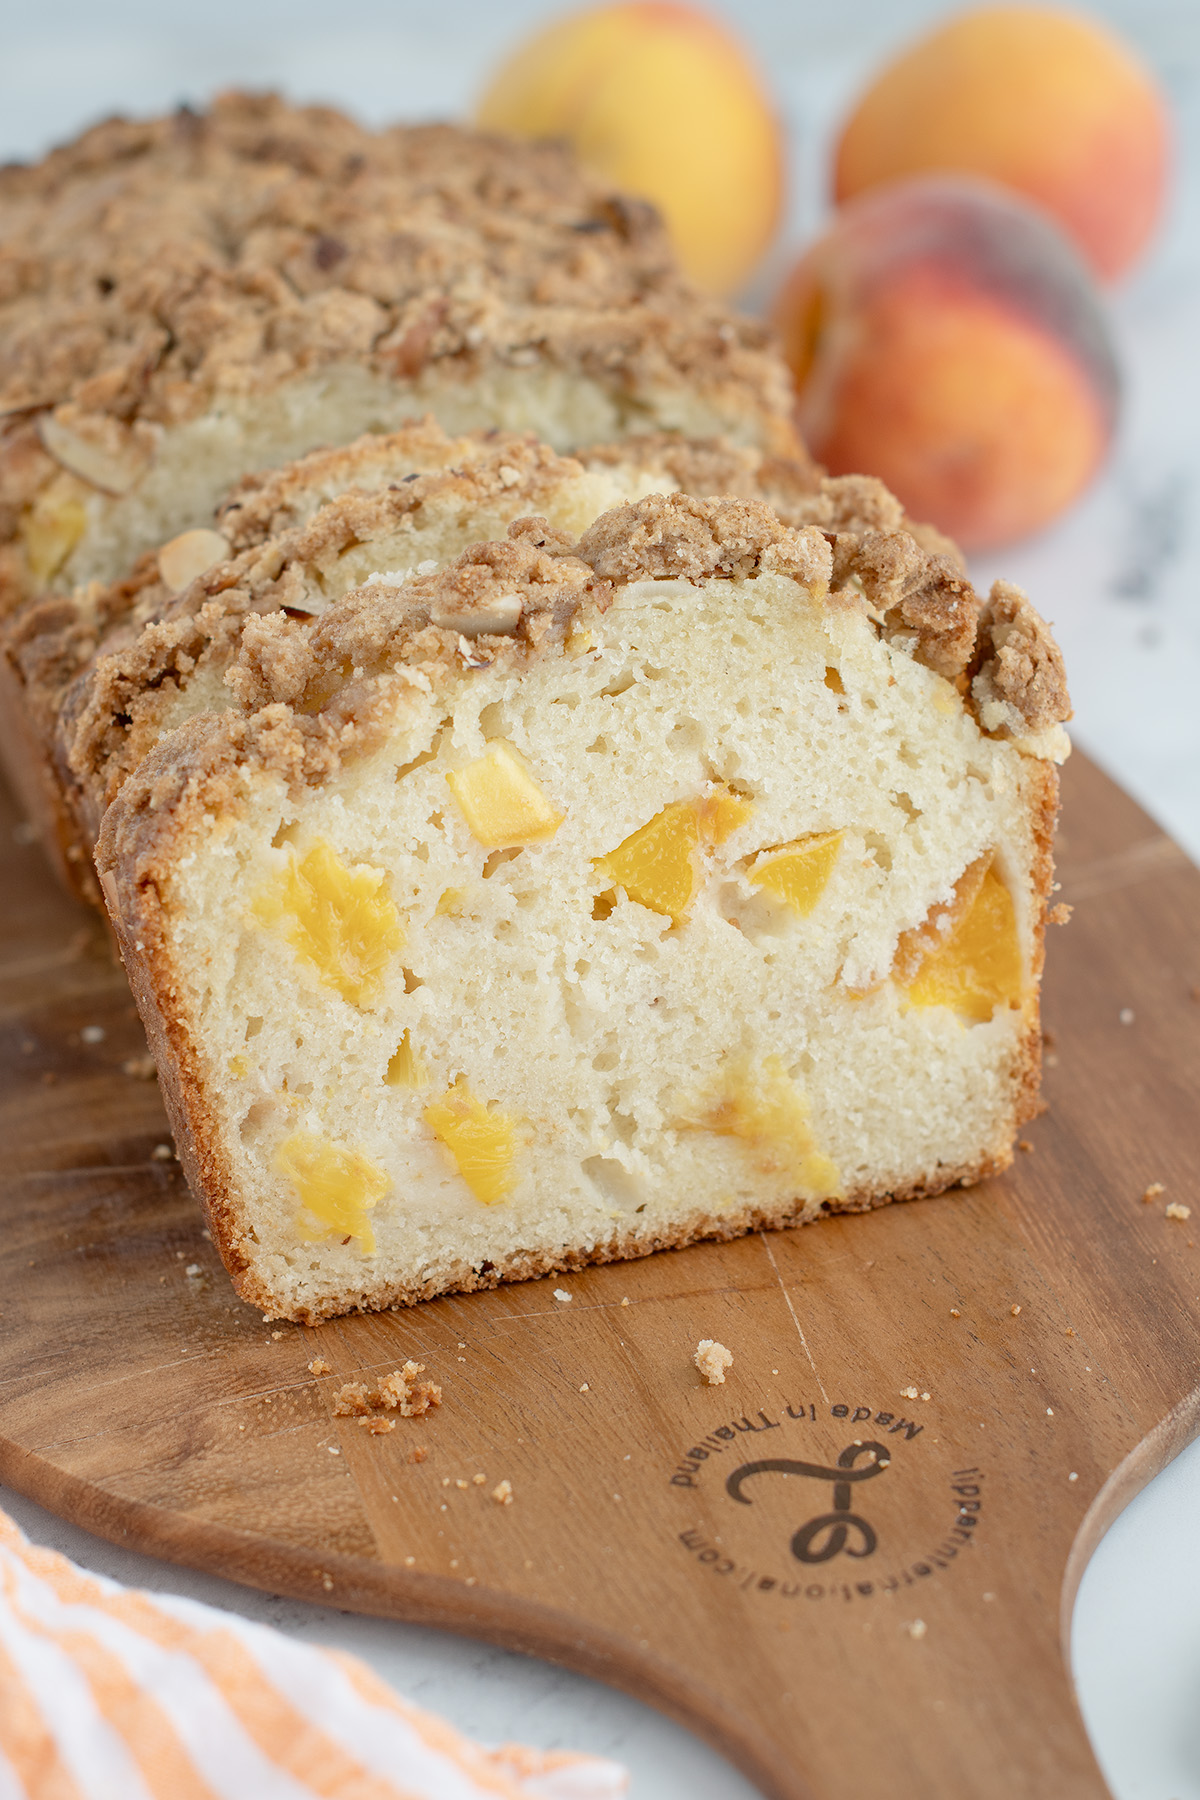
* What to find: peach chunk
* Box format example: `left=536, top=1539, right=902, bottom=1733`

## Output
left=446, top=742, right=564, bottom=848
left=254, top=841, right=404, bottom=1009
left=276, top=1131, right=390, bottom=1254
left=596, top=800, right=699, bottom=922
left=834, top=5, right=1169, bottom=282
left=476, top=2, right=783, bottom=295
left=748, top=831, right=842, bottom=916
left=771, top=179, right=1118, bottom=549
left=903, top=864, right=1023, bottom=1022
left=424, top=1080, right=520, bottom=1205
left=596, top=786, right=752, bottom=921
left=695, top=1055, right=840, bottom=1196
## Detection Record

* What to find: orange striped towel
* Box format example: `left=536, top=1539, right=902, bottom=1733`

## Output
left=0, top=1507, right=627, bottom=1798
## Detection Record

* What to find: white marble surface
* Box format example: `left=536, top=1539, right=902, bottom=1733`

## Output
left=2, top=4, right=1198, bottom=1796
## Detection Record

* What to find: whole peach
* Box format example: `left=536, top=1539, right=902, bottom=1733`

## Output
left=476, top=3, right=783, bottom=295
left=834, top=6, right=1169, bottom=282
left=772, top=179, right=1119, bottom=550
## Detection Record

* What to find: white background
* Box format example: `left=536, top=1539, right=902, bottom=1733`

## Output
left=1, top=3, right=1198, bottom=1795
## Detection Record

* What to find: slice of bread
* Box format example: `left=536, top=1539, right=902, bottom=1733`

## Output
left=10, top=422, right=829, bottom=899
left=95, top=492, right=1071, bottom=1322
left=0, top=93, right=802, bottom=621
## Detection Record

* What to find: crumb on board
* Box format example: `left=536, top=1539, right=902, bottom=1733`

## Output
left=308, top=1357, right=332, bottom=1376
left=332, top=1364, right=441, bottom=1423
left=151, top=1143, right=173, bottom=1161
left=694, top=1339, right=734, bottom=1385
left=1142, top=1182, right=1165, bottom=1203
left=620, top=1297, right=631, bottom=1306
left=492, top=1479, right=514, bottom=1506
left=553, top=1288, right=573, bottom=1303
left=1166, top=1202, right=1192, bottom=1222
left=1048, top=903, right=1072, bottom=925
left=122, top=1055, right=157, bottom=1079
left=270, top=1329, right=284, bottom=1340
left=579, top=1382, right=590, bottom=1392
left=473, top=1473, right=486, bottom=1485
left=1017, top=1140, right=1033, bottom=1153
left=412, top=1447, right=427, bottom=1464
left=359, top=1416, right=395, bottom=1434
left=80, top=1025, right=105, bottom=1045
left=950, top=1308, right=961, bottom=1319
left=1010, top=1304, right=1022, bottom=1316
left=907, top=1619, right=927, bottom=1640
left=332, top=1382, right=372, bottom=1417
left=375, top=1361, right=442, bottom=1416
left=900, top=1385, right=920, bottom=1400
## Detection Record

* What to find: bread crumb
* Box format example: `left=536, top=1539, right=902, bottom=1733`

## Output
left=920, top=1391, right=931, bottom=1401
left=321, top=1575, right=333, bottom=1591
left=473, top=1473, right=486, bottom=1485
left=620, top=1297, right=631, bottom=1306
left=907, top=1619, right=927, bottom=1640
left=900, top=1385, right=920, bottom=1400
left=553, top=1289, right=573, bottom=1303
left=412, top=1447, right=427, bottom=1464
left=1010, top=1304, right=1022, bottom=1316
left=332, top=1381, right=372, bottom=1417
left=1142, top=1183, right=1165, bottom=1203
left=694, top=1339, right=734, bottom=1385
left=456, top=1478, right=469, bottom=1489
left=950, top=1308, right=961, bottom=1318
left=1068, top=1471, right=1079, bottom=1482
left=1017, top=1140, right=1033, bottom=1153
left=328, top=1447, right=340, bottom=1455
left=80, top=1025, right=106, bottom=1045
left=271, top=1329, right=284, bottom=1339
left=151, top=1143, right=173, bottom=1161
left=122, top=1055, right=157, bottom=1079
left=404, top=1555, right=416, bottom=1566
left=360, top=1416, right=395, bottom=1434
left=373, top=1361, right=442, bottom=1416
left=308, top=1358, right=331, bottom=1376
left=579, top=1382, right=590, bottom=1392
left=1166, top=1202, right=1191, bottom=1221
left=1048, top=903, right=1072, bottom=925
left=492, top=1479, right=514, bottom=1506
left=1065, top=1327, right=1075, bottom=1337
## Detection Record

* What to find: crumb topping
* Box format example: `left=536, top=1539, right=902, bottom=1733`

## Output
left=971, top=579, right=1072, bottom=734
left=573, top=491, right=832, bottom=588
left=0, top=92, right=795, bottom=475
left=75, top=485, right=1070, bottom=865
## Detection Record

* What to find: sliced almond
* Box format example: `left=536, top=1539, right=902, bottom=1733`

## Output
left=158, top=528, right=231, bottom=593
left=430, top=594, right=523, bottom=637
left=38, top=406, right=157, bottom=496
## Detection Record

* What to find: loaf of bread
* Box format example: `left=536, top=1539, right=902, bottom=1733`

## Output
left=12, top=421, right=830, bottom=898
left=95, top=489, right=1070, bottom=1322
left=0, top=93, right=801, bottom=621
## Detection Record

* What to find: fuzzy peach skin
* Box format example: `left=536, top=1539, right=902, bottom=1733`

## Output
left=834, top=4, right=1169, bottom=282
left=476, top=1, right=783, bottom=296
left=772, top=178, right=1119, bottom=551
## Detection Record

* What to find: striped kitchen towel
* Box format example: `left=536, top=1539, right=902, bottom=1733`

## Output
left=0, top=1508, right=626, bottom=1798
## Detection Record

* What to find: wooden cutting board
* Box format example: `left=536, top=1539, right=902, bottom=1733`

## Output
left=0, top=751, right=1197, bottom=1800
